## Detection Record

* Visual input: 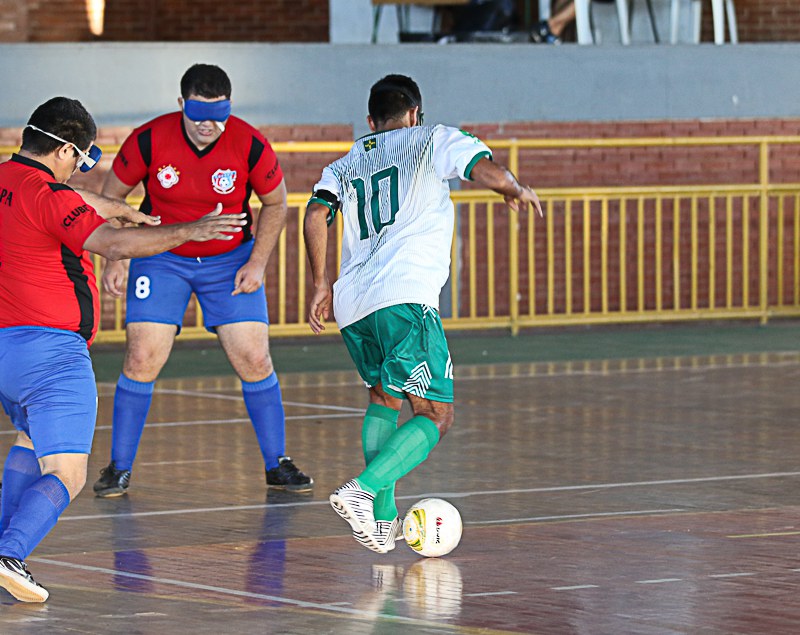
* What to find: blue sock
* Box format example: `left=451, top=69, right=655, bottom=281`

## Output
left=0, top=447, right=41, bottom=534
left=0, top=474, right=70, bottom=560
left=242, top=373, right=286, bottom=470
left=111, top=374, right=155, bottom=471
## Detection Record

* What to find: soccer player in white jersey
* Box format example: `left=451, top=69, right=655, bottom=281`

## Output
left=303, top=74, right=542, bottom=553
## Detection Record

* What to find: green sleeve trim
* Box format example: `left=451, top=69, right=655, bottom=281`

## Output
left=464, top=151, right=492, bottom=181
left=307, top=196, right=335, bottom=213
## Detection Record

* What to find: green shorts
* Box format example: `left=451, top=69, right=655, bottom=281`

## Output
left=341, top=304, right=453, bottom=403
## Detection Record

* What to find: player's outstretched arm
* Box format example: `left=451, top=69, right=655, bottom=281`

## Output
left=303, top=201, right=333, bottom=334
left=83, top=203, right=247, bottom=261
left=77, top=189, right=161, bottom=228
left=469, top=157, right=543, bottom=217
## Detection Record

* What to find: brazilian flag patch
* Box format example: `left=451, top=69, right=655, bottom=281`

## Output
left=363, top=137, right=377, bottom=151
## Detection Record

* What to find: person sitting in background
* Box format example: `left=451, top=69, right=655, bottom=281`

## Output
left=531, top=0, right=576, bottom=44
left=451, top=0, right=516, bottom=36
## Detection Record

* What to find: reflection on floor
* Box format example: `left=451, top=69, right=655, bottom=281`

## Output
left=1, top=352, right=800, bottom=633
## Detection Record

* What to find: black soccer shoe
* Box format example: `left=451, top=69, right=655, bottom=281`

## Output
left=0, top=556, right=48, bottom=602
left=93, top=461, right=131, bottom=498
left=266, top=456, right=314, bottom=493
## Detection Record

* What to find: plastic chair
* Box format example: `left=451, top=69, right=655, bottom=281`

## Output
left=575, top=0, right=660, bottom=45
left=575, top=0, right=630, bottom=44
left=670, top=0, right=738, bottom=44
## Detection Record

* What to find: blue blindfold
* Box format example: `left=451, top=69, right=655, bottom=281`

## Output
left=183, top=99, right=231, bottom=122
left=80, top=145, right=103, bottom=173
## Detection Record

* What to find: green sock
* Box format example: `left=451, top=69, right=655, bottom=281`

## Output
left=356, top=416, right=441, bottom=496
left=361, top=404, right=400, bottom=521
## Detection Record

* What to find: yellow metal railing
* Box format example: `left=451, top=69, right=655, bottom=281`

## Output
left=3, top=136, right=799, bottom=341
left=451, top=184, right=800, bottom=335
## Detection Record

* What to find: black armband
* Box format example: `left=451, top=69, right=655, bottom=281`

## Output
left=308, top=189, right=341, bottom=226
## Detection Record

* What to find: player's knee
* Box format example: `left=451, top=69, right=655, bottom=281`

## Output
left=123, top=347, right=166, bottom=380
left=235, top=351, right=274, bottom=381
left=41, top=453, right=89, bottom=501
left=68, top=471, right=88, bottom=499
left=66, top=465, right=88, bottom=499
left=369, top=386, right=403, bottom=409
left=416, top=402, right=454, bottom=438
left=256, top=352, right=275, bottom=376
left=14, top=432, right=34, bottom=450
left=42, top=465, right=87, bottom=501
left=436, top=405, right=455, bottom=437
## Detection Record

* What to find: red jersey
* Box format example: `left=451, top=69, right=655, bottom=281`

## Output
left=0, top=154, right=106, bottom=346
left=112, top=113, right=284, bottom=258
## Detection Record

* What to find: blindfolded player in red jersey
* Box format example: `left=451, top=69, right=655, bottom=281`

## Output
left=92, top=64, right=313, bottom=501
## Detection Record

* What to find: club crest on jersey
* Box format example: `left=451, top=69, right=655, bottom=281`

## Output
left=211, top=168, right=237, bottom=195
left=157, top=165, right=180, bottom=189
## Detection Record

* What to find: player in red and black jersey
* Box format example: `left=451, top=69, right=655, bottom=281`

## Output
left=0, top=96, right=245, bottom=602
left=93, top=64, right=313, bottom=499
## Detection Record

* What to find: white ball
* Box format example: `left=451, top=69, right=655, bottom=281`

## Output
left=402, top=498, right=463, bottom=558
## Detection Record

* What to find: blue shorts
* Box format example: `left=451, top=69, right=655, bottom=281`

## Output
left=126, top=240, right=269, bottom=333
left=0, top=327, right=97, bottom=457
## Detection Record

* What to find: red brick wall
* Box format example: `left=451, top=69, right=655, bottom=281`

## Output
left=102, top=0, right=328, bottom=42
left=0, top=0, right=27, bottom=41
left=731, top=0, right=800, bottom=42
left=0, top=0, right=329, bottom=42
left=0, top=0, right=795, bottom=42
left=465, top=119, right=800, bottom=187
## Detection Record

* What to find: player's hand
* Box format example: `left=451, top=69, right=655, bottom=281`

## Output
left=232, top=260, right=266, bottom=296
left=115, top=210, right=161, bottom=227
left=188, top=203, right=247, bottom=242
left=308, top=282, right=332, bottom=334
left=102, top=259, right=128, bottom=297
left=505, top=186, right=543, bottom=218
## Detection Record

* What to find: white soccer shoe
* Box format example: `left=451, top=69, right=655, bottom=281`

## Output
left=371, top=516, right=402, bottom=552
left=330, top=480, right=386, bottom=553
left=0, top=556, right=49, bottom=602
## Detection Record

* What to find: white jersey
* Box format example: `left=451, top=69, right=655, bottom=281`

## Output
left=313, top=124, right=491, bottom=328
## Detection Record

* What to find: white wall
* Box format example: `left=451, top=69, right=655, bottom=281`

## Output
left=0, top=43, right=797, bottom=134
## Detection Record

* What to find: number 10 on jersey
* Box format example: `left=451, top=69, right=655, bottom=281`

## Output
left=351, top=165, right=399, bottom=240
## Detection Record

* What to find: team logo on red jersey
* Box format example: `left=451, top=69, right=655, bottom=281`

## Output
left=157, top=165, right=180, bottom=189
left=211, top=169, right=237, bottom=195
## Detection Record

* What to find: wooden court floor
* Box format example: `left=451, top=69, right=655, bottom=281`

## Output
left=2, top=349, right=800, bottom=633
